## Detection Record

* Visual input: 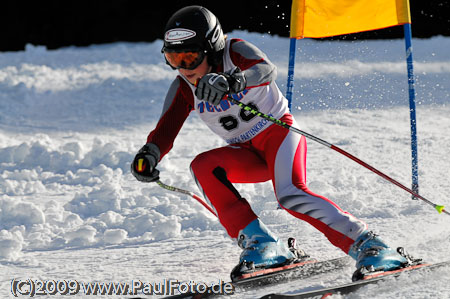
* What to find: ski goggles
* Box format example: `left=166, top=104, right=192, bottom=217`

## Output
left=163, top=50, right=206, bottom=70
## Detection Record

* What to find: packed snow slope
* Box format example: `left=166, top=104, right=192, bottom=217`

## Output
left=1, top=31, right=450, bottom=298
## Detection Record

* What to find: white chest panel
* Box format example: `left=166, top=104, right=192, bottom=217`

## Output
left=183, top=40, right=289, bottom=144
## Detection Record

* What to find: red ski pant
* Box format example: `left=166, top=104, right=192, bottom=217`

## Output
left=190, top=114, right=367, bottom=254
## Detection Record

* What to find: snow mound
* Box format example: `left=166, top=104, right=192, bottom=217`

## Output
left=0, top=197, right=45, bottom=230
left=0, top=229, right=24, bottom=261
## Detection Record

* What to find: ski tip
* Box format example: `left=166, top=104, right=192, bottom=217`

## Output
left=435, top=205, right=445, bottom=214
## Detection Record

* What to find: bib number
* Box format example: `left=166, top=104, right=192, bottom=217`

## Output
left=219, top=102, right=259, bottom=131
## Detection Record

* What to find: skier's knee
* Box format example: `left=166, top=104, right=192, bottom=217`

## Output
left=190, top=152, right=211, bottom=176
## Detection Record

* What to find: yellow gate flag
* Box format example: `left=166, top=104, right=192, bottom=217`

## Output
left=291, top=0, right=411, bottom=38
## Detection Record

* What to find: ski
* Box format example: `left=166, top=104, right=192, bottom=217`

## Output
left=260, top=260, right=450, bottom=299
left=233, top=256, right=351, bottom=289
left=154, top=256, right=352, bottom=299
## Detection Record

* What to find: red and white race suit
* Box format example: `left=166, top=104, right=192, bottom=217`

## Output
left=147, top=38, right=367, bottom=254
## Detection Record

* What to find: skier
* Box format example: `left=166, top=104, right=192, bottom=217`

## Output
left=131, top=5, right=410, bottom=278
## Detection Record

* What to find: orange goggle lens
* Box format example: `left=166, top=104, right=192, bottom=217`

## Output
left=164, top=51, right=205, bottom=70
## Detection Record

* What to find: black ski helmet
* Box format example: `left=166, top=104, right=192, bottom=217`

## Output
left=162, top=6, right=225, bottom=66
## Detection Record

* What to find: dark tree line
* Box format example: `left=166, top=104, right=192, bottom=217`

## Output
left=1, top=0, right=448, bottom=51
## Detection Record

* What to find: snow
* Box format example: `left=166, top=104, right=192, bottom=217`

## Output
left=1, top=31, right=450, bottom=298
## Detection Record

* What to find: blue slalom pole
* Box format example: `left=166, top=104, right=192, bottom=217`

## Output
left=403, top=23, right=419, bottom=199
left=278, top=37, right=297, bottom=210
left=286, top=37, right=297, bottom=111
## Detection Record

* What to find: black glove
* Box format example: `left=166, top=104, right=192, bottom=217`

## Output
left=195, top=73, right=229, bottom=106
left=195, top=67, right=246, bottom=106
left=223, top=67, right=246, bottom=95
left=131, top=143, right=160, bottom=182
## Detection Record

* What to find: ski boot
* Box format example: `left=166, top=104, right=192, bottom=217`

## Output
left=349, top=231, right=420, bottom=281
left=230, top=218, right=308, bottom=281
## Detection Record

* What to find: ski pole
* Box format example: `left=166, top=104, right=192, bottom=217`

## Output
left=227, top=97, right=449, bottom=216
left=156, top=179, right=217, bottom=217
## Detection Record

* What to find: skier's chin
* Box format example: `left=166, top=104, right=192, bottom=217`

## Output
left=183, top=73, right=199, bottom=84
